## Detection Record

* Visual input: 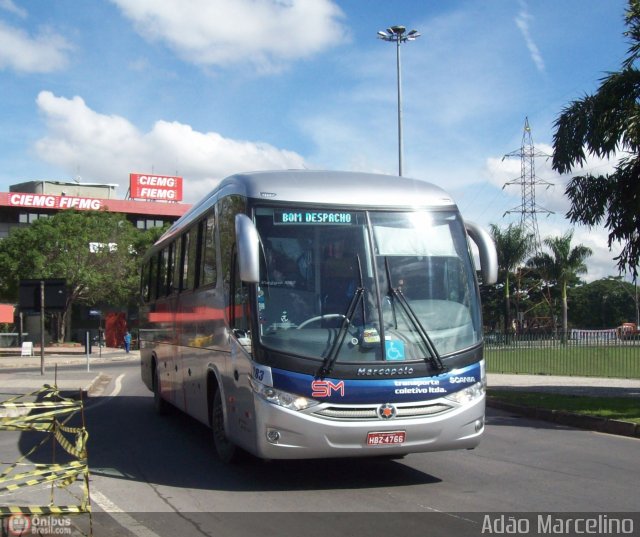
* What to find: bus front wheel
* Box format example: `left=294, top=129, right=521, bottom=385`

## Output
left=212, top=389, right=237, bottom=463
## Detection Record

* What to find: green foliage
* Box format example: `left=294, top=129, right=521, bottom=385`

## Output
left=485, top=343, right=640, bottom=378
left=528, top=231, right=592, bottom=289
left=0, top=210, right=165, bottom=341
left=483, top=227, right=594, bottom=333
left=527, top=231, right=592, bottom=338
left=569, top=277, right=638, bottom=328
left=489, top=223, right=534, bottom=278
left=552, top=0, right=640, bottom=276
left=489, top=223, right=535, bottom=332
left=487, top=390, right=640, bottom=424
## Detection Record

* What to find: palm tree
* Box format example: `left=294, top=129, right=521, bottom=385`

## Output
left=489, top=224, right=534, bottom=334
left=552, top=0, right=640, bottom=277
left=527, top=231, right=592, bottom=341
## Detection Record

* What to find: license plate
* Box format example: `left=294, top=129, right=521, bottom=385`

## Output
left=366, top=431, right=406, bottom=446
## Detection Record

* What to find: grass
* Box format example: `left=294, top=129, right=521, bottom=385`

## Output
left=485, top=345, right=640, bottom=379
left=487, top=389, right=640, bottom=424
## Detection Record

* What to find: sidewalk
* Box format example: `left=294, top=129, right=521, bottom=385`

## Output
left=487, top=373, right=640, bottom=438
left=0, top=347, right=139, bottom=395
left=488, top=373, right=640, bottom=398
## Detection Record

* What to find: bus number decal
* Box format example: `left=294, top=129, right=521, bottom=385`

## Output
left=311, top=380, right=345, bottom=398
left=252, top=364, right=273, bottom=386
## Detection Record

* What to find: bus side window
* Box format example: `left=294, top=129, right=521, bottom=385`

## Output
left=166, top=242, right=174, bottom=295
left=159, top=247, right=170, bottom=297
left=158, top=246, right=173, bottom=297
left=201, top=214, right=217, bottom=287
left=141, top=259, right=150, bottom=302
left=182, top=232, right=190, bottom=290
left=231, top=252, right=250, bottom=334
left=186, top=225, right=200, bottom=289
left=172, top=237, right=182, bottom=293
left=149, top=253, right=159, bottom=301
left=217, top=194, right=247, bottom=295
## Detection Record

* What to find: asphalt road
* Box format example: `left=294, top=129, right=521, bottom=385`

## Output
left=2, top=360, right=639, bottom=537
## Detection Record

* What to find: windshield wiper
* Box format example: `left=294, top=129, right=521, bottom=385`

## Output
left=317, top=286, right=364, bottom=377
left=384, top=257, right=445, bottom=372
left=318, top=254, right=366, bottom=377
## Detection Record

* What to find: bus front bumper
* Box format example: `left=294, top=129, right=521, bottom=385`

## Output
left=251, top=394, right=485, bottom=460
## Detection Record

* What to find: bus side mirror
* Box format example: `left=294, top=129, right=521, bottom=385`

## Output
left=465, top=221, right=498, bottom=285
left=235, top=214, right=260, bottom=283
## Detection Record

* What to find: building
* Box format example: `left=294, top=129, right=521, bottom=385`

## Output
left=0, top=176, right=192, bottom=347
left=1, top=178, right=189, bottom=237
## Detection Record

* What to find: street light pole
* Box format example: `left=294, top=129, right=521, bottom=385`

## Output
left=377, top=25, right=420, bottom=177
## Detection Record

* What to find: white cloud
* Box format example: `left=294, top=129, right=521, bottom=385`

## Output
left=515, top=0, right=545, bottom=73
left=110, top=0, right=346, bottom=72
left=34, top=91, right=307, bottom=201
left=0, top=21, right=71, bottom=73
left=0, top=0, right=27, bottom=18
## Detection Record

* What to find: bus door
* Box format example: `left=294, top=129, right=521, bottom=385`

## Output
left=227, top=335, right=256, bottom=452
left=180, top=288, right=224, bottom=426
left=175, top=291, right=201, bottom=417
left=151, top=292, right=181, bottom=409
left=224, top=255, right=258, bottom=452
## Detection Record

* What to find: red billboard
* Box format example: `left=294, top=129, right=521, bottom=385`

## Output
left=8, top=193, right=103, bottom=210
left=130, top=173, right=183, bottom=201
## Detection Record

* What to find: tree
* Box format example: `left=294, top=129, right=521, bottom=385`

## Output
left=552, top=0, right=640, bottom=277
left=0, top=210, right=162, bottom=342
left=569, top=277, right=638, bottom=328
left=527, top=231, right=592, bottom=340
left=489, top=223, right=534, bottom=333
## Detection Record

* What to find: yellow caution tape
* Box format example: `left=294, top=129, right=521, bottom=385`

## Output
left=0, top=504, right=88, bottom=515
left=1, top=400, right=79, bottom=409
left=0, top=385, right=92, bottom=519
left=0, top=461, right=86, bottom=491
left=0, top=385, right=74, bottom=406
left=53, top=426, right=88, bottom=460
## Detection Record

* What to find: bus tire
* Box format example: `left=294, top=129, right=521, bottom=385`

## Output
left=212, top=389, right=237, bottom=463
left=153, top=361, right=169, bottom=416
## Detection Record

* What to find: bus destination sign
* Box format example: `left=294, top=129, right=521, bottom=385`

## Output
left=274, top=210, right=354, bottom=225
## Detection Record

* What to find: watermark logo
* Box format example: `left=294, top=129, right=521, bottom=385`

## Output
left=481, top=514, right=634, bottom=534
left=4, top=514, right=73, bottom=536
left=7, top=514, right=31, bottom=536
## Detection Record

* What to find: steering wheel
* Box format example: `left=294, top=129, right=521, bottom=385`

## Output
left=297, top=314, right=349, bottom=329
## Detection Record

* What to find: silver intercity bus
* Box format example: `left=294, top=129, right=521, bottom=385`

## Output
left=139, top=170, right=497, bottom=462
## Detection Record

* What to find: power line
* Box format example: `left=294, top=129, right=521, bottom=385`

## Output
left=502, top=117, right=553, bottom=253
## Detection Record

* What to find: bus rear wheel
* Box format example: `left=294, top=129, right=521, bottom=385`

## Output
left=212, top=389, right=237, bottom=463
left=153, top=362, right=169, bottom=416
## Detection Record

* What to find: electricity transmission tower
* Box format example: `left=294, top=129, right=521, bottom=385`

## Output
left=502, top=117, right=553, bottom=253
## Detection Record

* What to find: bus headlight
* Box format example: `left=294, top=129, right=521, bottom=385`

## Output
left=250, top=378, right=318, bottom=411
left=444, top=381, right=485, bottom=405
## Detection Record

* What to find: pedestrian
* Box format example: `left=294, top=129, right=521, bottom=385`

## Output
left=124, top=331, right=131, bottom=353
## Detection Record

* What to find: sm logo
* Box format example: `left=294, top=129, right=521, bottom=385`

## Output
left=311, top=380, right=345, bottom=398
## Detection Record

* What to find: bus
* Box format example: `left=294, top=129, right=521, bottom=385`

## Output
left=139, top=170, right=497, bottom=462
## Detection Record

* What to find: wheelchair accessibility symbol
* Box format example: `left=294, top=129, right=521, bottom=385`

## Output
left=385, top=339, right=405, bottom=361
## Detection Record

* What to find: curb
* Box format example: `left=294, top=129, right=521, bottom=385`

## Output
left=487, top=397, right=640, bottom=439
left=0, top=353, right=139, bottom=369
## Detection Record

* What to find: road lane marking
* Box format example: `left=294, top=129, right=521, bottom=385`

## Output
left=85, top=373, right=126, bottom=412
left=111, top=373, right=125, bottom=397
left=90, top=490, right=163, bottom=537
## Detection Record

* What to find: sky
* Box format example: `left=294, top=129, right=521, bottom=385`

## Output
left=0, top=0, right=633, bottom=282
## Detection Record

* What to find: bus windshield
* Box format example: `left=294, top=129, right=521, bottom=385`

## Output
left=254, top=207, right=481, bottom=364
